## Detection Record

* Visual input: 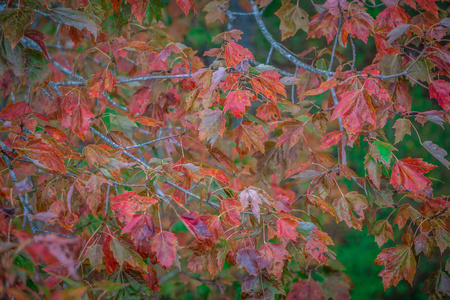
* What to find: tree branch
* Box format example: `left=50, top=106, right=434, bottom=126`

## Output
left=251, top=3, right=332, bottom=76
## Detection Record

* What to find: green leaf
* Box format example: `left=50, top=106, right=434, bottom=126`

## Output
left=24, top=49, right=51, bottom=86
left=50, top=8, right=99, bottom=38
left=146, top=0, right=164, bottom=23
left=14, top=253, right=35, bottom=272
left=0, top=7, right=34, bottom=49
left=0, top=35, right=25, bottom=77
left=369, top=141, right=396, bottom=166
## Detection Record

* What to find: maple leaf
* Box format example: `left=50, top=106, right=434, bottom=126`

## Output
left=212, top=29, right=243, bottom=43
left=259, top=243, right=290, bottom=279
left=235, top=120, right=267, bottom=153
left=17, top=140, right=66, bottom=174
left=322, top=273, right=353, bottom=300
left=223, top=42, right=254, bottom=67
left=390, top=158, right=436, bottom=197
left=332, top=89, right=376, bottom=134
left=121, top=214, right=156, bottom=243
left=224, top=90, right=253, bottom=118
left=24, top=30, right=50, bottom=60
left=127, top=0, right=150, bottom=24
left=0, top=8, right=34, bottom=49
left=394, top=204, right=421, bottom=229
left=429, top=80, right=450, bottom=111
left=199, top=167, right=229, bottom=183
left=416, top=0, right=439, bottom=19
left=198, top=108, right=226, bottom=141
left=239, top=188, right=263, bottom=222
left=287, top=279, right=325, bottom=300
left=110, top=238, right=145, bottom=268
left=305, top=229, right=334, bottom=263
left=220, top=198, right=242, bottom=226
left=199, top=215, right=224, bottom=242
left=369, top=141, right=396, bottom=167
left=83, top=144, right=112, bottom=167
left=341, top=6, right=374, bottom=45
left=236, top=248, right=263, bottom=275
left=392, top=119, right=411, bottom=144
left=128, top=88, right=151, bottom=117
left=332, top=192, right=368, bottom=230
left=319, top=130, right=345, bottom=149
left=365, top=155, right=382, bottom=189
left=85, top=173, right=110, bottom=213
left=180, top=211, right=212, bottom=239
left=303, top=78, right=338, bottom=96
left=61, top=104, right=94, bottom=141
left=423, top=271, right=450, bottom=300
left=276, top=119, right=304, bottom=149
left=151, top=231, right=177, bottom=270
left=251, top=70, right=286, bottom=102
left=176, top=0, right=197, bottom=16
left=0, top=101, right=33, bottom=120
left=276, top=217, right=298, bottom=241
left=241, top=271, right=285, bottom=299
left=389, top=81, right=412, bottom=113
left=369, top=220, right=394, bottom=247
left=110, top=191, right=158, bottom=223
left=275, top=3, right=309, bottom=41
left=414, top=233, right=435, bottom=259
left=203, top=0, right=227, bottom=24
left=87, top=69, right=115, bottom=98
left=374, top=245, right=416, bottom=289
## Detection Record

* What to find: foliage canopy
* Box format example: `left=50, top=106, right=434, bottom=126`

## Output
left=0, top=0, right=449, bottom=299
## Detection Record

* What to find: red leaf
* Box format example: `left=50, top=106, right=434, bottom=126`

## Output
left=24, top=30, right=49, bottom=60
left=176, top=0, right=196, bottom=16
left=416, top=0, right=439, bottom=19
left=369, top=220, right=394, bottom=247
left=236, top=248, right=263, bottom=275
left=305, top=229, right=334, bottom=263
left=121, top=214, right=156, bottom=242
left=276, top=217, right=298, bottom=241
left=259, top=243, right=289, bottom=278
left=151, top=231, right=178, bottom=270
left=198, top=108, right=226, bottom=141
left=61, top=104, right=94, bottom=141
left=127, top=0, right=150, bottom=24
left=374, top=245, right=416, bottom=289
left=220, top=198, right=242, bottom=226
left=276, top=119, right=304, bottom=149
left=223, top=42, right=254, bottom=67
left=212, top=29, right=243, bottom=43
left=429, top=80, right=450, bottom=111
left=224, top=90, right=253, bottom=118
left=0, top=102, right=33, bottom=120
left=319, top=130, right=345, bottom=149
left=332, top=192, right=368, bottom=230
left=390, top=158, right=436, bottom=197
left=110, top=191, right=158, bottom=223
left=199, top=215, right=224, bottom=242
left=303, top=78, right=338, bottom=96
left=332, top=89, right=376, bottom=134
left=287, top=279, right=325, bottom=300
left=199, top=167, right=229, bottom=183
left=88, top=70, right=115, bottom=99
left=180, top=211, right=212, bottom=239
left=251, top=70, right=286, bottom=102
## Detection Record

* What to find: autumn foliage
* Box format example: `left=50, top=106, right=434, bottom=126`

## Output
left=0, top=0, right=449, bottom=299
